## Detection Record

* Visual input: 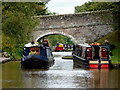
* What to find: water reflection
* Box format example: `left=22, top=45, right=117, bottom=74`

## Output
left=2, top=62, right=23, bottom=88
left=89, top=69, right=108, bottom=88
left=21, top=57, right=91, bottom=88
left=1, top=52, right=120, bottom=88
left=89, top=69, right=119, bottom=88
left=22, top=69, right=48, bottom=88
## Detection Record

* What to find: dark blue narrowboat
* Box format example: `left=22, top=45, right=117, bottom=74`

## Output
left=72, top=43, right=111, bottom=69
left=21, top=43, right=54, bottom=69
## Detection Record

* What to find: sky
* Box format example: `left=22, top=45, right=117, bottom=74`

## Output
left=46, top=0, right=91, bottom=14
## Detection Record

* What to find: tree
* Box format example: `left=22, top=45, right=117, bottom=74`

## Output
left=2, top=2, right=50, bottom=59
left=34, top=2, right=49, bottom=15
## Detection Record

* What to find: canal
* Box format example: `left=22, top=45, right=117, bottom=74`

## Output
left=1, top=52, right=120, bottom=88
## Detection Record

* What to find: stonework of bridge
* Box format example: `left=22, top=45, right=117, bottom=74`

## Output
left=32, top=11, right=113, bottom=44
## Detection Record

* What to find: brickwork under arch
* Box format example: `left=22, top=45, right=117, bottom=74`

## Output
left=35, top=31, right=77, bottom=43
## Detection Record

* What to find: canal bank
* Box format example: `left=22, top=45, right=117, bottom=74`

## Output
left=0, top=57, right=11, bottom=64
left=111, top=63, right=120, bottom=68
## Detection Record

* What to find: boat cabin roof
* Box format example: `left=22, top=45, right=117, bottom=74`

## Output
left=24, top=43, right=50, bottom=49
left=76, top=44, right=106, bottom=48
left=77, top=44, right=91, bottom=47
left=24, top=43, right=41, bottom=48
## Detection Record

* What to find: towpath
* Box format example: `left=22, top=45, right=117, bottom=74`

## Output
left=0, top=57, right=11, bottom=64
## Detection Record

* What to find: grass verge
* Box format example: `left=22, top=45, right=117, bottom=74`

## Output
left=96, top=30, right=120, bottom=64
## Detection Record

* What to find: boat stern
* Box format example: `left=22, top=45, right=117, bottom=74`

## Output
left=89, top=60, right=99, bottom=69
left=89, top=59, right=110, bottom=69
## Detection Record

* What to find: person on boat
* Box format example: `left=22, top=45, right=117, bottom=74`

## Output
left=104, top=40, right=110, bottom=59
left=63, top=43, right=65, bottom=48
left=65, top=42, right=69, bottom=50
left=57, top=42, right=59, bottom=47
left=69, top=44, right=71, bottom=49
left=43, top=37, right=49, bottom=47
left=73, top=43, right=76, bottom=51
left=31, top=40, right=35, bottom=44
left=104, top=40, right=110, bottom=52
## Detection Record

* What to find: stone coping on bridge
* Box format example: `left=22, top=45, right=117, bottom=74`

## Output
left=33, top=10, right=109, bottom=18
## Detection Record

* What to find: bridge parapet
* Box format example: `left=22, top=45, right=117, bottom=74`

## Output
left=35, top=11, right=112, bottom=30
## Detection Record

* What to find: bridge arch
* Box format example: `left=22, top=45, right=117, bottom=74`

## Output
left=35, top=31, right=77, bottom=43
left=33, top=12, right=113, bottom=44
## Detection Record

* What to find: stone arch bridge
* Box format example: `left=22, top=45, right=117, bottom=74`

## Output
left=32, top=11, right=113, bottom=44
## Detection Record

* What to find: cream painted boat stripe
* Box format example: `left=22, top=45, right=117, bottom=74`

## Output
left=101, top=61, right=109, bottom=64
left=89, top=61, right=99, bottom=64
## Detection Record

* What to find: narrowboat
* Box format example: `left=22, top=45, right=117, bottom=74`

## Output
left=21, top=43, right=54, bottom=69
left=72, top=43, right=111, bottom=69
left=55, top=44, right=64, bottom=52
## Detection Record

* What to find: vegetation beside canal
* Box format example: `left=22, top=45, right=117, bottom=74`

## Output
left=2, top=2, right=54, bottom=60
left=96, top=30, right=120, bottom=64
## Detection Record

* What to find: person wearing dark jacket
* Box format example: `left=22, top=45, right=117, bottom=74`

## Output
left=57, top=42, right=59, bottom=47
left=31, top=40, right=35, bottom=44
left=104, top=40, right=110, bottom=52
left=104, top=40, right=110, bottom=59
left=43, top=38, right=49, bottom=47
left=65, top=42, right=68, bottom=50
left=73, top=43, right=76, bottom=51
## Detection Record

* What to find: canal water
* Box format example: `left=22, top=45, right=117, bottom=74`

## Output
left=1, top=52, right=120, bottom=88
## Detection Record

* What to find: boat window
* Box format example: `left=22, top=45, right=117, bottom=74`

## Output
left=29, top=47, right=40, bottom=55
left=101, top=47, right=107, bottom=59
left=80, top=47, right=82, bottom=57
left=31, top=50, right=34, bottom=52
left=86, top=48, right=92, bottom=60
left=102, top=48, right=107, bottom=51
left=75, top=45, right=79, bottom=55
left=81, top=47, right=86, bottom=58
left=36, top=50, right=39, bottom=52
left=78, top=46, right=82, bottom=57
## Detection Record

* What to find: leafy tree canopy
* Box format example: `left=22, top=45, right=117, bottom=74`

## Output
left=2, top=2, right=51, bottom=59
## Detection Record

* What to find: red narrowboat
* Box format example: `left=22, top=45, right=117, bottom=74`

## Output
left=72, top=43, right=111, bottom=69
left=55, top=44, right=64, bottom=52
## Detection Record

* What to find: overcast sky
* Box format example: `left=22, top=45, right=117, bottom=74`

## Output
left=46, top=0, right=91, bottom=14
